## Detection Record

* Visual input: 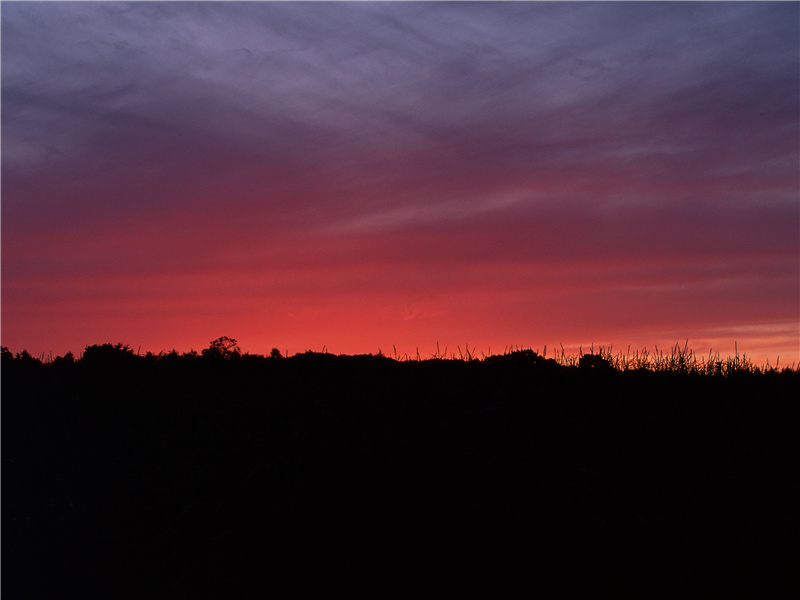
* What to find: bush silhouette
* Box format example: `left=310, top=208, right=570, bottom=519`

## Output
left=1, top=345, right=13, bottom=363
left=578, top=353, right=612, bottom=371
left=80, top=343, right=135, bottom=366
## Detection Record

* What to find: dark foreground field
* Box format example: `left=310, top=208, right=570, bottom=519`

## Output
left=3, top=348, right=799, bottom=598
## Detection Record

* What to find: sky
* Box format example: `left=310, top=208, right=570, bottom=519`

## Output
left=2, top=1, right=798, bottom=364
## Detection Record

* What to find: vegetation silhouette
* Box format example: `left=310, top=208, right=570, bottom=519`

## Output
left=3, top=339, right=799, bottom=597
left=200, top=336, right=241, bottom=360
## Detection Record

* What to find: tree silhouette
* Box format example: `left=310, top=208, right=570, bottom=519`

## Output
left=201, top=336, right=241, bottom=359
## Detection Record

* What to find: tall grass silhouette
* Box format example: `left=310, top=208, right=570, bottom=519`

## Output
left=375, top=339, right=794, bottom=375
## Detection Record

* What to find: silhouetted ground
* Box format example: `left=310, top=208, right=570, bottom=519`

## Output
left=3, top=349, right=799, bottom=597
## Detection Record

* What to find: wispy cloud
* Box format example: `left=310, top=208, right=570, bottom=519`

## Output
left=2, top=1, right=797, bottom=361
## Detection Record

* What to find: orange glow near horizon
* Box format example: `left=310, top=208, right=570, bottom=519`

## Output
left=3, top=290, right=797, bottom=367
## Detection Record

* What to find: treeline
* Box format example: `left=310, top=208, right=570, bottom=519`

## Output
left=1, top=336, right=274, bottom=365
left=3, top=335, right=795, bottom=373
left=3, top=336, right=798, bottom=421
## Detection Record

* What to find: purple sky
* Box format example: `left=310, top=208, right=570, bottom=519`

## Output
left=2, top=1, right=798, bottom=364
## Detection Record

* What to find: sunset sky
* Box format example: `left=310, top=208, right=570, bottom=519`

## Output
left=2, top=1, right=798, bottom=364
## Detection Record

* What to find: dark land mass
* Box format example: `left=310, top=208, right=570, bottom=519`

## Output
left=3, top=347, right=799, bottom=598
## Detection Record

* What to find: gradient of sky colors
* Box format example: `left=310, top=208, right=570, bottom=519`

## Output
left=2, top=1, right=798, bottom=364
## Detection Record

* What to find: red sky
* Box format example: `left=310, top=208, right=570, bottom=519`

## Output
left=2, top=2, right=798, bottom=365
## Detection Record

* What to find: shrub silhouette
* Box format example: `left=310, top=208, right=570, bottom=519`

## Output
left=484, top=348, right=557, bottom=369
left=80, top=343, right=135, bottom=366
left=1, top=345, right=13, bottom=363
left=52, top=351, right=76, bottom=365
left=578, top=353, right=612, bottom=371
left=12, top=349, right=41, bottom=364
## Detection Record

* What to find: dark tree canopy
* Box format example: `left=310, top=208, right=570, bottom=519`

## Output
left=201, top=336, right=241, bottom=359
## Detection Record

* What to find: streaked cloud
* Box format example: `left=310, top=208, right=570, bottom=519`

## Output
left=2, top=1, right=797, bottom=362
